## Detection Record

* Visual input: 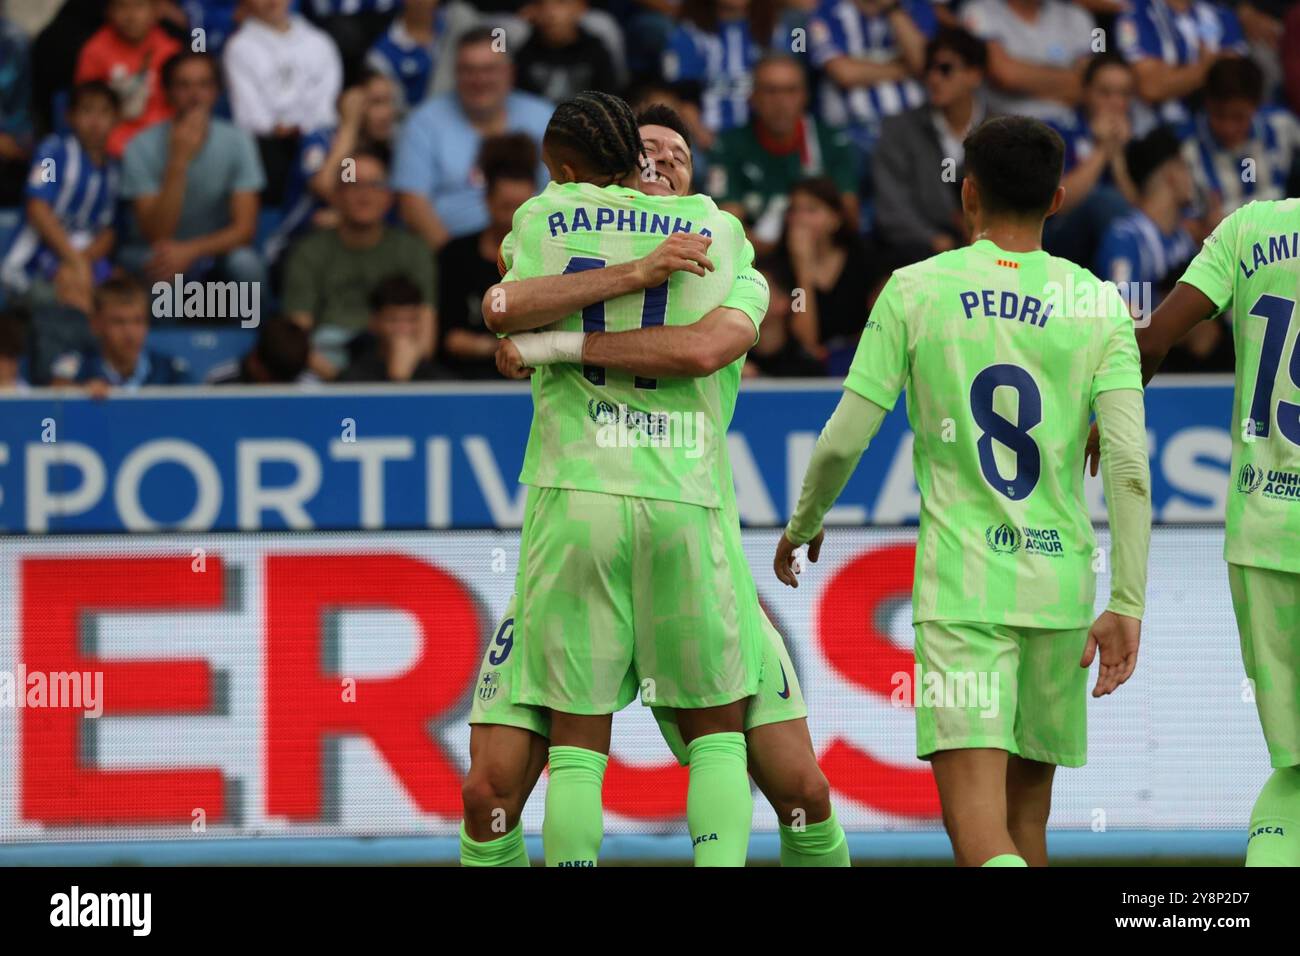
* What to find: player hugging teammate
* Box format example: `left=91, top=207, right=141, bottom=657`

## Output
left=460, top=92, right=848, bottom=868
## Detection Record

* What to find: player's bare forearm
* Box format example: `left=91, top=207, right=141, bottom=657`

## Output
left=580, top=306, right=757, bottom=378
left=483, top=263, right=647, bottom=334
left=1137, top=282, right=1219, bottom=385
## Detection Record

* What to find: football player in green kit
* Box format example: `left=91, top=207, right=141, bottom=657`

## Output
left=1089, top=198, right=1300, bottom=866
left=778, top=116, right=1153, bottom=867
left=459, top=101, right=847, bottom=869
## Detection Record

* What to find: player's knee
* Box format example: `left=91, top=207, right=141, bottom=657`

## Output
left=771, top=766, right=832, bottom=825
left=462, top=763, right=525, bottom=823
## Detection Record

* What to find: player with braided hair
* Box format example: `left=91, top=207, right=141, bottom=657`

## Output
left=541, top=91, right=648, bottom=187
left=460, top=94, right=770, bottom=867
left=459, top=105, right=850, bottom=869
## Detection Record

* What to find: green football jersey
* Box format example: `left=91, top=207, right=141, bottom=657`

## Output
left=502, top=181, right=768, bottom=508
left=1179, top=198, right=1300, bottom=574
left=846, top=238, right=1143, bottom=629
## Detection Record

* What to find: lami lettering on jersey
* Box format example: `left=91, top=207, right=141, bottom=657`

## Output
left=1179, top=198, right=1300, bottom=573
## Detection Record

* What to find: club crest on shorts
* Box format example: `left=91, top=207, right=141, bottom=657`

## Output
left=478, top=671, right=501, bottom=702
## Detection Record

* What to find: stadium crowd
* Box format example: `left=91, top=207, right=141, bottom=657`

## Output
left=0, top=0, right=1297, bottom=390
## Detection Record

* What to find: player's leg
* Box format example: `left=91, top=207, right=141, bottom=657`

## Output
left=1229, top=564, right=1300, bottom=866
left=1007, top=625, right=1089, bottom=866
left=675, top=700, right=752, bottom=866
left=462, top=725, right=547, bottom=866
left=545, top=711, right=615, bottom=867
left=1005, top=757, right=1056, bottom=867
left=512, top=488, right=638, bottom=867
left=915, top=621, right=1024, bottom=866
left=747, top=719, right=848, bottom=866
left=743, top=611, right=848, bottom=866
left=631, top=497, right=763, bottom=867
left=462, top=600, right=550, bottom=866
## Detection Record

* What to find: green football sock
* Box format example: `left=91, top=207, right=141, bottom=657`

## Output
left=685, top=732, right=752, bottom=867
left=779, top=810, right=850, bottom=867
left=543, top=745, right=608, bottom=867
left=982, top=853, right=1028, bottom=867
left=1245, top=766, right=1300, bottom=867
left=459, top=821, right=531, bottom=867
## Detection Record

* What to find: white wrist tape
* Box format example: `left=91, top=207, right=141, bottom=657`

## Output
left=510, top=331, right=586, bottom=367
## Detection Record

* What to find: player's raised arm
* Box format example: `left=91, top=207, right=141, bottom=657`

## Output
left=482, top=232, right=716, bottom=334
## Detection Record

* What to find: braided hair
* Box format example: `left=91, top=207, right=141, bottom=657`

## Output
left=543, top=91, right=646, bottom=185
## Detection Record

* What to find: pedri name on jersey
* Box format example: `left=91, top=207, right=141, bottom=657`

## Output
left=1238, top=231, right=1300, bottom=279
left=545, top=207, right=714, bottom=239
left=958, top=289, right=1054, bottom=328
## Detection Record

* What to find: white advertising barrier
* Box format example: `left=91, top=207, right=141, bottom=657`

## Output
left=0, top=527, right=1272, bottom=852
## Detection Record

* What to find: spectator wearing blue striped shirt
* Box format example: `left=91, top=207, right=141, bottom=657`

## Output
left=808, top=0, right=936, bottom=151
left=365, top=0, right=448, bottom=112
left=663, top=0, right=773, bottom=137
left=1116, top=0, right=1248, bottom=128
left=1, top=82, right=119, bottom=314
left=1094, top=126, right=1197, bottom=320
left=1181, top=56, right=1300, bottom=230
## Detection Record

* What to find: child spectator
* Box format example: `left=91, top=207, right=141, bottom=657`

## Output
left=50, top=274, right=191, bottom=392
left=664, top=0, right=772, bottom=136
left=1, top=82, right=120, bottom=314
left=75, top=0, right=183, bottom=157
left=437, top=134, right=537, bottom=379
left=339, top=274, right=451, bottom=383
left=207, top=314, right=311, bottom=384
left=119, top=52, right=266, bottom=291
left=516, top=0, right=618, bottom=105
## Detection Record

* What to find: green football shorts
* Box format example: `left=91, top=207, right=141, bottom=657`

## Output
left=510, top=486, right=762, bottom=714
left=469, top=595, right=805, bottom=754
left=1228, top=563, right=1300, bottom=769
left=913, top=620, right=1089, bottom=767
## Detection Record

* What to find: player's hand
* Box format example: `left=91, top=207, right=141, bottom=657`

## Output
left=1084, top=422, right=1101, bottom=476
left=773, top=529, right=823, bottom=588
left=495, top=337, right=534, bottom=379
left=635, top=232, right=714, bottom=286
left=1080, top=610, right=1140, bottom=697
